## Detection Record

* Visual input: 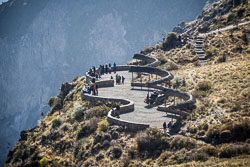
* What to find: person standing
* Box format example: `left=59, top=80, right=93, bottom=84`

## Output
left=105, top=64, right=108, bottom=74
left=95, top=84, right=98, bottom=95
left=168, top=121, right=172, bottom=130
left=93, top=84, right=96, bottom=95
left=113, top=62, right=116, bottom=73
left=122, top=76, right=125, bottom=84
left=115, top=74, right=118, bottom=85
left=163, top=122, right=167, bottom=134
left=109, top=63, right=112, bottom=74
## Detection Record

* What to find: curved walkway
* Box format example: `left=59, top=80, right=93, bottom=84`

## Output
left=81, top=54, right=195, bottom=131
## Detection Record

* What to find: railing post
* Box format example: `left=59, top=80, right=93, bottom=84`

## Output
left=140, top=72, right=142, bottom=90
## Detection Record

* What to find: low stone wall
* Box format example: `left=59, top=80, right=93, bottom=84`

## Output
left=130, top=81, right=195, bottom=110
left=133, top=54, right=161, bottom=67
left=81, top=92, right=149, bottom=131
left=96, top=79, right=114, bottom=88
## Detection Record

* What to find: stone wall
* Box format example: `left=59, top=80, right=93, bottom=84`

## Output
left=96, top=79, right=114, bottom=88
left=133, top=54, right=161, bottom=67
left=81, top=91, right=149, bottom=131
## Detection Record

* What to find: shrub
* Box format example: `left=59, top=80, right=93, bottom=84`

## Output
left=165, top=61, right=179, bottom=71
left=60, top=123, right=72, bottom=133
left=48, top=97, right=63, bottom=115
left=196, top=81, right=212, bottom=91
left=141, top=46, right=154, bottom=54
left=156, top=44, right=163, bottom=50
left=40, top=157, right=49, bottom=167
left=215, top=55, right=227, bottom=63
left=157, top=151, right=172, bottom=163
left=233, top=0, right=241, bottom=7
left=237, top=8, right=245, bottom=18
left=172, top=76, right=185, bottom=89
left=97, top=119, right=109, bottom=132
left=205, top=50, right=213, bottom=58
left=136, top=128, right=169, bottom=153
left=227, top=13, right=235, bottom=23
left=48, top=96, right=57, bottom=107
left=85, top=105, right=110, bottom=119
left=162, top=32, right=179, bottom=51
left=77, top=125, right=94, bottom=140
left=192, top=152, right=209, bottom=162
left=112, top=146, right=122, bottom=159
left=218, top=144, right=237, bottom=158
left=218, top=144, right=250, bottom=158
left=198, top=22, right=210, bottom=33
left=170, top=136, right=197, bottom=150
left=200, top=145, right=217, bottom=156
left=77, top=117, right=101, bottom=140
left=128, top=146, right=137, bottom=159
left=205, top=118, right=250, bottom=144
left=72, top=108, right=85, bottom=122
left=51, top=118, right=62, bottom=129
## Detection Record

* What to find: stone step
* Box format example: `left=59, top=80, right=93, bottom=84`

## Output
left=198, top=56, right=206, bottom=60
left=196, top=41, right=203, bottom=44
left=200, top=60, right=207, bottom=66
left=196, top=50, right=205, bottom=54
left=195, top=46, right=203, bottom=49
left=197, top=36, right=204, bottom=39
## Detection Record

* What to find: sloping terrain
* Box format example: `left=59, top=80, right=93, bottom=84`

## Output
left=4, top=0, right=250, bottom=166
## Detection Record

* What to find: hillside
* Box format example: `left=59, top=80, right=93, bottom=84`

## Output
left=4, top=0, right=250, bottom=166
left=0, top=0, right=208, bottom=164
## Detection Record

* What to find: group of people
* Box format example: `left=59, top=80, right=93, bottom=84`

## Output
left=99, top=62, right=117, bottom=75
left=83, top=78, right=98, bottom=95
left=113, top=74, right=125, bottom=85
left=88, top=66, right=99, bottom=78
left=144, top=90, right=159, bottom=104
left=163, top=121, right=172, bottom=134
left=88, top=62, right=117, bottom=79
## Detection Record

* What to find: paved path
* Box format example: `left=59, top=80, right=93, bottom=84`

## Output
left=200, top=21, right=250, bottom=37
left=98, top=71, right=175, bottom=128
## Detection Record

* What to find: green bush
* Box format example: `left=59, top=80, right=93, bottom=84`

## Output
left=51, top=118, right=62, bottom=129
left=162, top=32, right=179, bottom=51
left=97, top=119, right=109, bottom=132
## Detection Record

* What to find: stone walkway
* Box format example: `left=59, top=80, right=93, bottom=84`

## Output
left=98, top=71, right=175, bottom=128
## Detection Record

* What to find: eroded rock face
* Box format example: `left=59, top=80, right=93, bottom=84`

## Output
left=59, top=82, right=74, bottom=99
